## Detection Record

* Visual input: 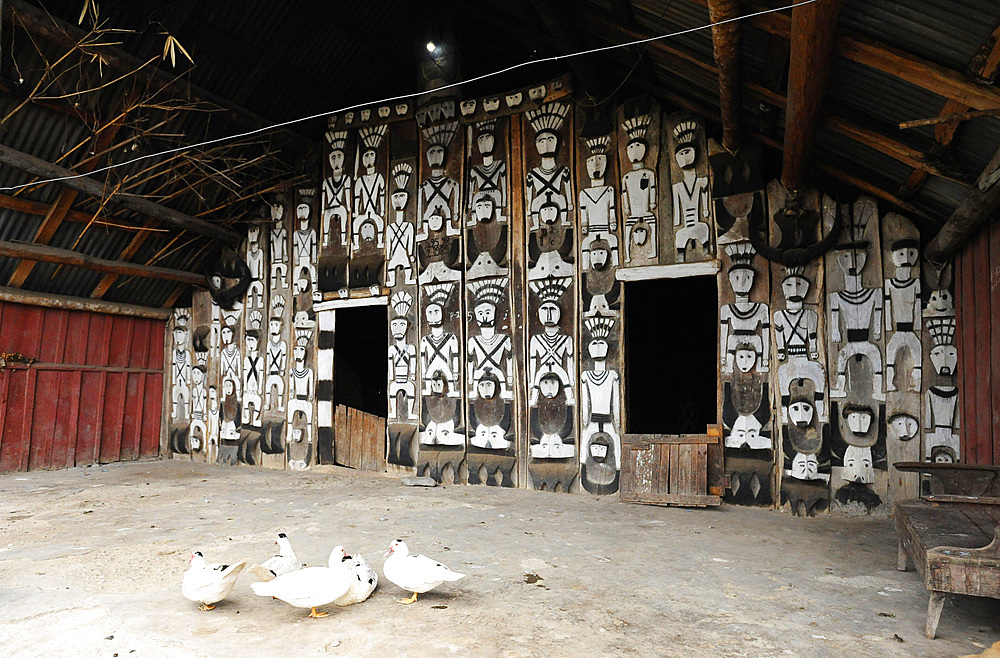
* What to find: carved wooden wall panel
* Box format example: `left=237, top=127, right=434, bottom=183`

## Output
left=577, top=105, right=623, bottom=495
left=617, top=98, right=661, bottom=267
left=661, top=113, right=715, bottom=264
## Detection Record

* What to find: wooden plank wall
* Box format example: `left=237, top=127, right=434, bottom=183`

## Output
left=0, top=301, right=164, bottom=472
left=955, top=219, right=1000, bottom=465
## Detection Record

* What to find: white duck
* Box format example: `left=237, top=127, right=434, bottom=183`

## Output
left=382, top=539, right=466, bottom=604
left=250, top=546, right=352, bottom=618
left=182, top=551, right=248, bottom=610
left=249, top=532, right=303, bottom=581
left=334, top=552, right=378, bottom=606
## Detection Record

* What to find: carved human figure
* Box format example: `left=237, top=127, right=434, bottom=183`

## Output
left=210, top=301, right=221, bottom=358
left=219, top=377, right=241, bottom=458
left=206, top=384, right=219, bottom=463
left=924, top=317, right=959, bottom=460
left=386, top=163, right=416, bottom=287
left=829, top=239, right=884, bottom=400
left=219, top=323, right=242, bottom=397
left=842, top=444, right=875, bottom=484
left=468, top=372, right=511, bottom=450
left=530, top=372, right=576, bottom=459
left=773, top=266, right=826, bottom=422
left=417, top=123, right=460, bottom=240
left=322, top=131, right=351, bottom=249
left=245, top=226, right=265, bottom=310
left=722, top=344, right=772, bottom=449
left=171, top=316, right=191, bottom=421
left=286, top=313, right=315, bottom=450
left=527, top=278, right=574, bottom=406
left=353, top=125, right=387, bottom=252
left=782, top=385, right=830, bottom=483
left=467, top=119, right=507, bottom=227
left=387, top=292, right=418, bottom=421
left=188, top=366, right=207, bottom=451
left=671, top=121, right=710, bottom=261
left=419, top=283, right=460, bottom=398
left=719, top=242, right=770, bottom=374
left=884, top=238, right=922, bottom=391
left=621, top=116, right=657, bottom=263
left=525, top=103, right=573, bottom=231
left=292, top=197, right=319, bottom=298
left=580, top=317, right=620, bottom=469
left=264, top=298, right=287, bottom=412
left=466, top=277, right=513, bottom=401
left=242, top=326, right=263, bottom=427
left=269, top=202, right=288, bottom=290
left=579, top=136, right=618, bottom=270
left=419, top=371, right=464, bottom=446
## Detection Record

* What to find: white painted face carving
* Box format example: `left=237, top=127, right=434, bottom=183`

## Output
left=245, top=335, right=258, bottom=353
left=788, top=400, right=814, bottom=427
left=223, top=378, right=235, bottom=396
left=362, top=149, right=376, bottom=169
left=927, top=289, right=954, bottom=314
left=395, top=103, right=408, bottom=115
left=425, top=303, right=443, bottom=327
left=477, top=378, right=497, bottom=400
left=730, top=414, right=762, bottom=446
left=174, top=327, right=189, bottom=348
left=391, top=190, right=409, bottom=211
left=529, top=85, right=546, bottom=100
left=474, top=197, right=495, bottom=222
left=539, top=202, right=560, bottom=225
left=192, top=368, right=205, bottom=385
left=505, top=92, right=522, bottom=107
left=460, top=100, right=476, bottom=116
left=474, top=302, right=496, bottom=327
left=933, top=448, right=955, bottom=463
left=791, top=452, right=819, bottom=480
left=930, top=344, right=957, bottom=376
left=626, top=140, right=647, bottom=164
left=586, top=153, right=607, bottom=180
left=538, top=301, right=561, bottom=327
left=430, top=373, right=446, bottom=396
left=328, top=149, right=345, bottom=173
left=360, top=221, right=376, bottom=243
left=209, top=386, right=218, bottom=407
left=892, top=247, right=918, bottom=269
left=426, top=144, right=445, bottom=168
left=247, top=226, right=260, bottom=243
left=293, top=345, right=306, bottom=361
left=590, top=247, right=609, bottom=270
left=221, top=326, right=234, bottom=345
left=292, top=427, right=303, bottom=443
left=390, top=317, right=408, bottom=339
left=734, top=347, right=757, bottom=373
left=781, top=275, right=809, bottom=303
left=588, top=339, right=609, bottom=360
left=361, top=109, right=371, bottom=122
left=270, top=203, right=284, bottom=220
left=837, top=248, right=867, bottom=277
left=428, top=212, right=444, bottom=232
left=674, top=146, right=696, bottom=169
left=631, top=225, right=648, bottom=246
left=846, top=409, right=873, bottom=435
left=535, top=131, right=558, bottom=156
left=477, top=131, right=495, bottom=155
left=843, top=445, right=874, bottom=484
left=539, top=374, right=561, bottom=399
left=296, top=203, right=310, bottom=221
left=589, top=441, right=608, bottom=460
left=889, top=414, right=918, bottom=441
left=728, top=267, right=755, bottom=295
left=483, top=98, right=500, bottom=112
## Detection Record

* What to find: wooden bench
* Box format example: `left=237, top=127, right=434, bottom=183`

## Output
left=893, top=462, right=1000, bottom=639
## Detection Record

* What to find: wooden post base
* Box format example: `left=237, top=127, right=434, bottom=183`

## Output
left=925, top=590, right=947, bottom=639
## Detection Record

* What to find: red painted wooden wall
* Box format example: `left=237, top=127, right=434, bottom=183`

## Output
left=0, top=301, right=165, bottom=472
left=955, top=219, right=1000, bottom=465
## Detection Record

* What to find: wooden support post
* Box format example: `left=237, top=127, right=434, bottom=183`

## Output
left=0, top=285, right=171, bottom=319
left=924, top=145, right=1000, bottom=263
left=707, top=0, right=743, bottom=152
left=0, top=144, right=241, bottom=244
left=0, top=240, right=206, bottom=287
left=781, top=0, right=845, bottom=190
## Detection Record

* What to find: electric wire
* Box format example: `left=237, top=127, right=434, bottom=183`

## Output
left=0, top=0, right=817, bottom=194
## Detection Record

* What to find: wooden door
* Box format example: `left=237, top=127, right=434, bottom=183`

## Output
left=334, top=404, right=386, bottom=471
left=620, top=424, right=725, bottom=506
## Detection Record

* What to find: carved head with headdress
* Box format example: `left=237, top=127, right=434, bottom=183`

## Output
left=584, top=135, right=610, bottom=180
left=421, top=121, right=459, bottom=168
left=623, top=114, right=650, bottom=164
left=526, top=102, right=569, bottom=156
left=468, top=276, right=508, bottom=328
left=927, top=317, right=957, bottom=376
left=672, top=120, right=699, bottom=169
left=391, top=163, right=412, bottom=211
left=528, top=276, right=571, bottom=327
left=725, top=241, right=757, bottom=295
left=390, top=291, right=412, bottom=339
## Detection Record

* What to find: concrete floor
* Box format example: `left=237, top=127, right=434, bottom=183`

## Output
left=0, top=460, right=997, bottom=658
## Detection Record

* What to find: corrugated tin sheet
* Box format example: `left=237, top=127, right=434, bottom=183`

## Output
left=0, top=300, right=164, bottom=472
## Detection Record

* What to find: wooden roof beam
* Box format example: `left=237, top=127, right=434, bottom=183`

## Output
left=0, top=240, right=206, bottom=287
left=707, top=0, right=743, bottom=152
left=0, top=192, right=140, bottom=227
left=925, top=145, right=1000, bottom=263
left=529, top=0, right=612, bottom=100
left=781, top=0, right=844, bottom=190
left=90, top=220, right=159, bottom=299
left=691, top=0, right=1000, bottom=109
left=0, top=143, right=242, bottom=245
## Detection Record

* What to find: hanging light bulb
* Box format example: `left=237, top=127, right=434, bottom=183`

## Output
left=425, top=41, right=436, bottom=53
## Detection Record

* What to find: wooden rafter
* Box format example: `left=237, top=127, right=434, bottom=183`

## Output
left=0, top=240, right=206, bottom=286
left=899, top=19, right=1000, bottom=198
left=925, top=144, right=1000, bottom=262
left=0, top=193, right=145, bottom=228
left=530, top=0, right=610, bottom=99
left=5, top=118, right=127, bottom=288
left=90, top=220, right=159, bottom=299
left=576, top=14, right=964, bottom=186
left=781, top=0, right=844, bottom=190
left=0, top=143, right=242, bottom=244
left=707, top=0, right=743, bottom=151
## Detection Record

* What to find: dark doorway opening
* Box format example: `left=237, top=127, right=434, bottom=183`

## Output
left=625, top=276, right=718, bottom=434
left=333, top=304, right=387, bottom=418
